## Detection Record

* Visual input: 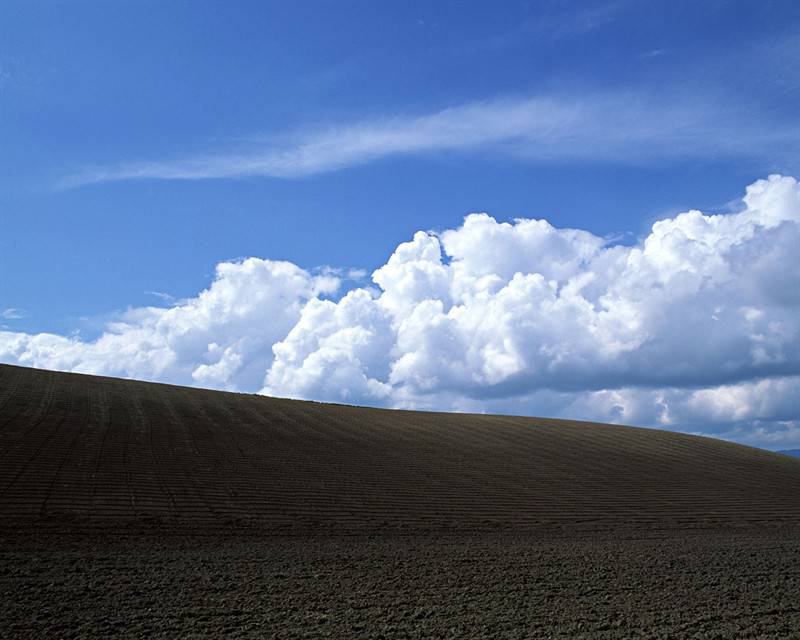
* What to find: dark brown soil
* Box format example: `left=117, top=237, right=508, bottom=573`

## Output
left=2, top=363, right=800, bottom=638
left=2, top=363, right=799, bottom=529
left=3, top=528, right=800, bottom=638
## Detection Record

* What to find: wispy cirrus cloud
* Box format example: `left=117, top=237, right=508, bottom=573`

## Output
left=145, top=291, right=177, bottom=305
left=63, top=91, right=797, bottom=187
left=2, top=308, right=26, bottom=320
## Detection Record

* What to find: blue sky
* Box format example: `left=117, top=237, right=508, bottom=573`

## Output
left=3, top=0, right=798, bottom=334
left=2, top=1, right=800, bottom=448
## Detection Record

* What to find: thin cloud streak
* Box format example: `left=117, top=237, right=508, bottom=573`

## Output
left=63, top=92, right=796, bottom=187
left=1, top=308, right=26, bottom=320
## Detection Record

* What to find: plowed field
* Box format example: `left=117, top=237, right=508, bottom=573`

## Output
left=2, top=363, right=800, bottom=638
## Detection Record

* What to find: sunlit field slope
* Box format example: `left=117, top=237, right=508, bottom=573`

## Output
left=1, top=363, right=799, bottom=530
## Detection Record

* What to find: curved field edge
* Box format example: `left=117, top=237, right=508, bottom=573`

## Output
left=1, top=363, right=799, bottom=531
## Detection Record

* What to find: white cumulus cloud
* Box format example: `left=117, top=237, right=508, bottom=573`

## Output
left=3, top=175, right=800, bottom=448
left=1, top=258, right=338, bottom=391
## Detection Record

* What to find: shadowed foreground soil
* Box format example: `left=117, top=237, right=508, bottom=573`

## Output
left=2, top=364, right=800, bottom=638
left=3, top=528, right=800, bottom=639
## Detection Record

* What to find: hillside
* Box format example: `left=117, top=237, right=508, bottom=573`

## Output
left=2, top=363, right=799, bottom=530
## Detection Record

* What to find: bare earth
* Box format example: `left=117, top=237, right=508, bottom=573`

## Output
left=1, top=364, right=800, bottom=638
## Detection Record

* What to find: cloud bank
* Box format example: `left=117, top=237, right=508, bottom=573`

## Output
left=1, top=260, right=338, bottom=392
left=4, top=175, right=800, bottom=448
left=64, top=93, right=796, bottom=186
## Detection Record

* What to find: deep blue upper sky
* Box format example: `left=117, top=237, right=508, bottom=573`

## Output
left=2, top=0, right=799, bottom=336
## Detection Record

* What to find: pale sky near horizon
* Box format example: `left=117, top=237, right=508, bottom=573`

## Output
left=2, top=1, right=800, bottom=449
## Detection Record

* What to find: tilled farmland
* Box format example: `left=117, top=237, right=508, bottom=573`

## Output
left=2, top=363, right=800, bottom=638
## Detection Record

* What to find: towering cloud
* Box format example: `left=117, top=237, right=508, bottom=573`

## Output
left=3, top=176, right=799, bottom=447
left=0, top=258, right=339, bottom=391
